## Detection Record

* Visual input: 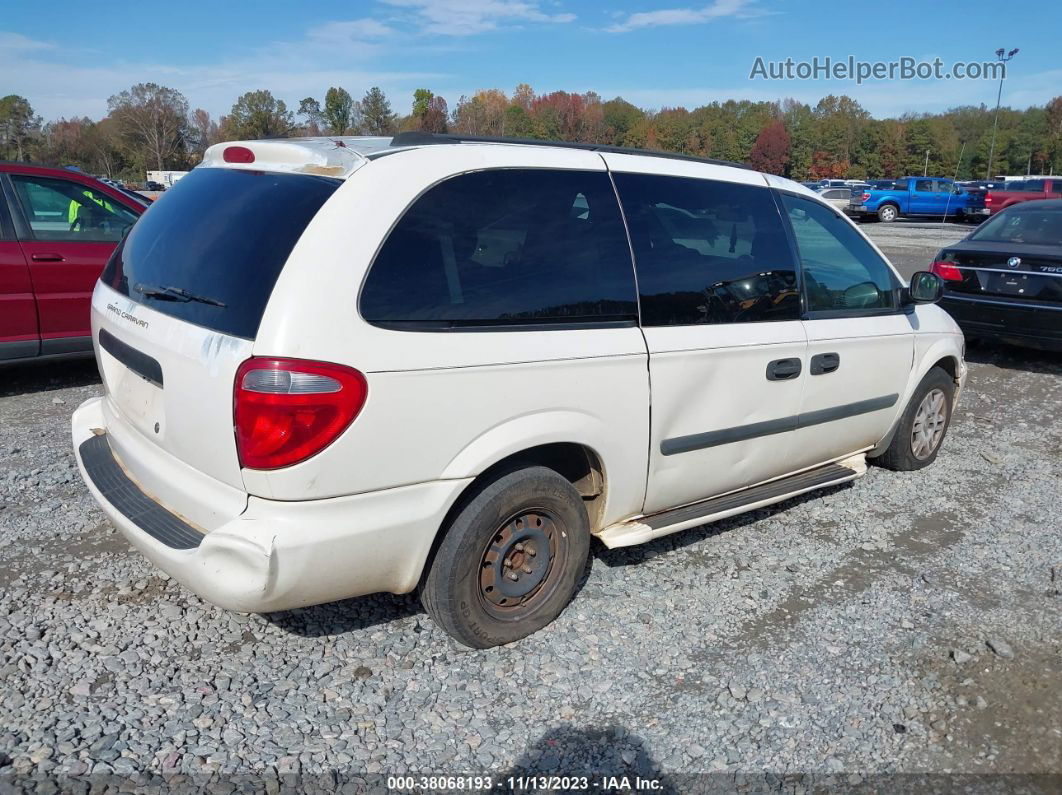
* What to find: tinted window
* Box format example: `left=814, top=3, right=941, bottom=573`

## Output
left=914, top=179, right=933, bottom=192
left=614, top=173, right=799, bottom=326
left=102, top=168, right=338, bottom=339
left=894, top=179, right=909, bottom=190
left=11, top=176, right=138, bottom=243
left=1024, top=179, right=1046, bottom=192
left=782, top=194, right=896, bottom=314
left=969, top=208, right=1061, bottom=245
left=360, top=169, right=637, bottom=327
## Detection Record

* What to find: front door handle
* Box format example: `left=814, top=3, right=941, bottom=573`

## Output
left=766, top=357, right=802, bottom=381
left=810, top=352, right=841, bottom=375
left=30, top=253, right=65, bottom=262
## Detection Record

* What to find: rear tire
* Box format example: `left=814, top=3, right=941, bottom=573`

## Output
left=420, top=465, right=590, bottom=648
left=877, top=204, right=898, bottom=223
left=871, top=367, right=955, bottom=471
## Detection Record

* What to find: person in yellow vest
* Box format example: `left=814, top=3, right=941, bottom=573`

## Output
left=68, top=189, right=115, bottom=228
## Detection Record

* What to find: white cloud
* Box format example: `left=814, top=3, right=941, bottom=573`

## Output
left=0, top=24, right=445, bottom=121
left=380, top=0, right=575, bottom=35
left=606, top=0, right=760, bottom=33
left=0, top=31, right=54, bottom=52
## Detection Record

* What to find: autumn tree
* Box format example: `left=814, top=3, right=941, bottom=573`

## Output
left=409, top=89, right=448, bottom=133
left=223, top=90, right=294, bottom=140
left=749, top=119, right=790, bottom=175
left=107, top=83, right=191, bottom=171
left=190, top=108, right=219, bottom=157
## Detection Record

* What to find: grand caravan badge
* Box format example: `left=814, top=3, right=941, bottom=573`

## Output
left=106, top=303, right=150, bottom=329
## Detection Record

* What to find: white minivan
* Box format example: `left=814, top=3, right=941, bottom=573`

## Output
left=72, top=134, right=966, bottom=648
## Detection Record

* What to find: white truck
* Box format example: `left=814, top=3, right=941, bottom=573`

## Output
left=145, top=170, right=189, bottom=188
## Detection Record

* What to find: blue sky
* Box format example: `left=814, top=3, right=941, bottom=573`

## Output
left=3, top=0, right=1060, bottom=122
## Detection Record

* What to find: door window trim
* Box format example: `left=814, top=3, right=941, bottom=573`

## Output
left=6, top=173, right=140, bottom=243
left=0, top=175, right=28, bottom=240
left=774, top=188, right=905, bottom=320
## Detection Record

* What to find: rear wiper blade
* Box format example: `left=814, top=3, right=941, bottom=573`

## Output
left=135, top=283, right=226, bottom=307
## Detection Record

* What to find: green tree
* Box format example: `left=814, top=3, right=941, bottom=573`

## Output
left=360, top=87, right=397, bottom=135
left=0, top=95, right=41, bottom=160
left=298, top=97, right=324, bottom=135
left=323, top=87, right=356, bottom=135
left=601, top=97, right=645, bottom=147
left=107, top=83, right=191, bottom=171
left=223, top=90, right=294, bottom=140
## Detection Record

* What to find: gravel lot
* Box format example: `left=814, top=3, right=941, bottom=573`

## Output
left=1, top=222, right=1060, bottom=789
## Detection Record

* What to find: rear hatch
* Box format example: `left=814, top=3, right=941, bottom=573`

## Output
left=93, top=166, right=341, bottom=507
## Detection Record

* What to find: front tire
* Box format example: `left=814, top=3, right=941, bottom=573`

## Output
left=420, top=465, right=590, bottom=648
left=871, top=367, right=955, bottom=471
left=877, top=204, right=898, bottom=222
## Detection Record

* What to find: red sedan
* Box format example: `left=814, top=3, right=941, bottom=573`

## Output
left=1, top=162, right=146, bottom=363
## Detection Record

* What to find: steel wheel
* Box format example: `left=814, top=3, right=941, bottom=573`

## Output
left=911, top=387, right=947, bottom=460
left=478, top=509, right=568, bottom=620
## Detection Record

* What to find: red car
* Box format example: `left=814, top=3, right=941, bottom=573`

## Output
left=1, top=162, right=145, bottom=363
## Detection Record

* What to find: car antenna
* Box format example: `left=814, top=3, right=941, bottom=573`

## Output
left=940, top=140, right=967, bottom=245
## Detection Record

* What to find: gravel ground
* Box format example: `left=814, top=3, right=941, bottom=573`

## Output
left=1, top=226, right=1060, bottom=790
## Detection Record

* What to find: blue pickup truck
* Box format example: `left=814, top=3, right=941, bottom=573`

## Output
left=845, top=177, right=972, bottom=222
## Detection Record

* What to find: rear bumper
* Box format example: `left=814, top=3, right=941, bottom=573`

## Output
left=964, top=207, right=991, bottom=216
left=72, top=397, right=471, bottom=612
left=940, top=294, right=1062, bottom=351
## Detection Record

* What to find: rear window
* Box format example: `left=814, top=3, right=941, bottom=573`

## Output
left=101, top=168, right=339, bottom=339
left=359, top=169, right=638, bottom=328
left=969, top=208, right=1062, bottom=245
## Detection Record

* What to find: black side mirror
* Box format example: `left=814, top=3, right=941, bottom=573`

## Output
left=908, top=271, right=944, bottom=304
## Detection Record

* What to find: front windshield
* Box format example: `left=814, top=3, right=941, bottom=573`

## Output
left=969, top=209, right=1061, bottom=245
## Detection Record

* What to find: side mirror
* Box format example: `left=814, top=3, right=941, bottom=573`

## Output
left=908, top=271, right=944, bottom=304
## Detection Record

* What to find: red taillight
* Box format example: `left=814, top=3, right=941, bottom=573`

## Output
left=861, top=192, right=871, bottom=202
left=931, top=260, right=963, bottom=281
left=234, top=358, right=367, bottom=470
left=984, top=195, right=992, bottom=204
left=223, top=146, right=255, bottom=164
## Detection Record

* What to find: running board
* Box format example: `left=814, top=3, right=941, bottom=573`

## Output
left=596, top=455, right=866, bottom=549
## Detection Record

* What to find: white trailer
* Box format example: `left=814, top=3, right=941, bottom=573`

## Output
left=146, top=170, right=189, bottom=188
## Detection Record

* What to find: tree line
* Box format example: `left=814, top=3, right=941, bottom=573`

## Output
left=2, top=83, right=1060, bottom=183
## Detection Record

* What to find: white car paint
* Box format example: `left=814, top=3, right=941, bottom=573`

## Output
left=72, top=136, right=966, bottom=614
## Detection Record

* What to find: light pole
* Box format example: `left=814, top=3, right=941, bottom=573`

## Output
left=986, top=47, right=1019, bottom=180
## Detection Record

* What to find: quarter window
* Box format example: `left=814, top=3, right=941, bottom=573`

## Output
left=612, top=173, right=799, bottom=326
left=360, top=169, right=638, bottom=327
left=782, top=194, right=897, bottom=314
left=11, top=176, right=138, bottom=242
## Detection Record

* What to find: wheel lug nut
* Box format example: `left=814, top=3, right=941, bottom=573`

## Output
left=515, top=543, right=524, bottom=551
left=507, top=572, right=519, bottom=581
left=521, top=565, right=532, bottom=574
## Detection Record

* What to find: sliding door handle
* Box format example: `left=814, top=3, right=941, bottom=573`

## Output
left=810, top=352, right=841, bottom=375
left=766, top=357, right=802, bottom=381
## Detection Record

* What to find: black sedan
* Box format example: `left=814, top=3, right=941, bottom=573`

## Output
left=932, top=199, right=1062, bottom=351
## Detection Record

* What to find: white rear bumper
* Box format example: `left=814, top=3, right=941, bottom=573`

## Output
left=72, top=397, right=470, bottom=612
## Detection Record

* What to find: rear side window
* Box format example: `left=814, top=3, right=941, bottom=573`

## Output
left=11, top=175, right=138, bottom=243
left=613, top=173, right=799, bottom=326
left=782, top=194, right=897, bottom=314
left=1025, top=179, right=1046, bottom=192
left=360, top=169, right=637, bottom=328
left=102, top=168, right=339, bottom=339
